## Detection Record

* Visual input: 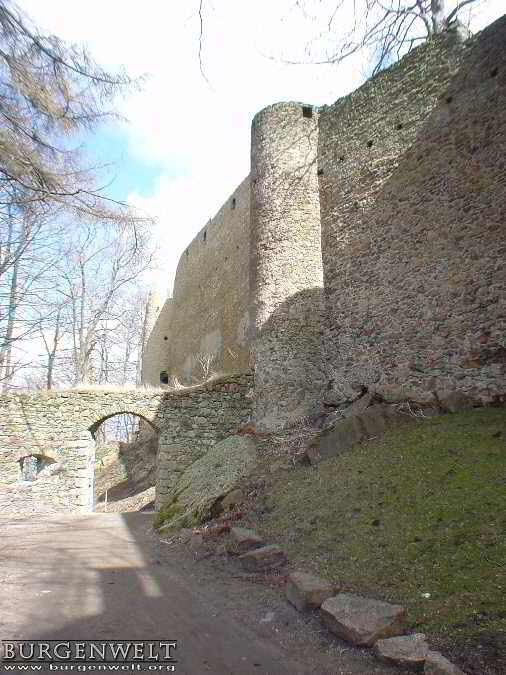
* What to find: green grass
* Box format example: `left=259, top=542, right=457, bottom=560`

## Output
left=252, top=408, right=506, bottom=659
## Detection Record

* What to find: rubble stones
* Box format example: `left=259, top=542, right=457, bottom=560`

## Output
left=285, top=571, right=336, bottom=612
left=424, top=651, right=465, bottom=674
left=320, top=593, right=406, bottom=647
left=374, top=633, right=429, bottom=670
left=238, top=544, right=287, bottom=572
left=228, top=527, right=264, bottom=555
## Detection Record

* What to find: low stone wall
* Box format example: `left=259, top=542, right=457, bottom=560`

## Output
left=0, top=373, right=253, bottom=515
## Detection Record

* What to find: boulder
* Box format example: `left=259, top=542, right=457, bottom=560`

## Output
left=238, top=544, right=287, bottom=572
left=436, top=390, right=473, bottom=413
left=308, top=404, right=402, bottom=463
left=286, top=571, right=336, bottom=612
left=320, top=593, right=406, bottom=647
left=220, top=488, right=245, bottom=511
left=424, top=651, right=465, bottom=674
left=155, top=435, right=258, bottom=529
left=374, top=633, right=429, bottom=670
left=227, top=527, right=264, bottom=555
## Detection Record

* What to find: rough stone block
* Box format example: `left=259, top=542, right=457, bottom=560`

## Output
left=307, top=415, right=364, bottom=463
left=228, top=527, right=264, bottom=555
left=436, top=390, right=473, bottom=413
left=238, top=544, right=287, bottom=572
left=285, top=571, right=336, bottom=611
left=374, top=633, right=429, bottom=670
left=320, top=593, right=407, bottom=647
left=424, top=651, right=465, bottom=674
left=221, top=488, right=244, bottom=511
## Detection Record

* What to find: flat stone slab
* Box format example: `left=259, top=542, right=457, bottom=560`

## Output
left=424, top=651, right=465, bottom=674
left=228, top=527, right=264, bottom=555
left=286, top=571, right=336, bottom=612
left=238, top=544, right=287, bottom=572
left=308, top=405, right=403, bottom=463
left=321, top=593, right=406, bottom=647
left=375, top=633, right=429, bottom=670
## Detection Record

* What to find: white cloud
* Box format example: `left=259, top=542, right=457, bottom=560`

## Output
left=17, top=0, right=506, bottom=297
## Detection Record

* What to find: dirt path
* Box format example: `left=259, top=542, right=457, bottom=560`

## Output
left=0, top=513, right=402, bottom=674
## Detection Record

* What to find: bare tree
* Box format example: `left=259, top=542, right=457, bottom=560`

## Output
left=53, top=222, right=152, bottom=387
left=0, top=1, right=146, bottom=221
left=281, top=0, right=480, bottom=74
left=0, top=1, right=155, bottom=385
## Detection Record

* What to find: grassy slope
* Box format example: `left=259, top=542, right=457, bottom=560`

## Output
left=249, top=408, right=506, bottom=671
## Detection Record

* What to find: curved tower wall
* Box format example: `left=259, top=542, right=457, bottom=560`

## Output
left=250, top=102, right=325, bottom=431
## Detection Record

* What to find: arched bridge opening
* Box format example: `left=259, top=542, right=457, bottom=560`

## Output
left=0, top=373, right=253, bottom=516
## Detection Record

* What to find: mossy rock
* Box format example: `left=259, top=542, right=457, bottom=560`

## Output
left=155, top=435, right=258, bottom=530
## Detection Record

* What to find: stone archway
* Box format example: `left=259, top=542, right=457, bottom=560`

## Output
left=90, top=412, right=159, bottom=513
left=0, top=372, right=253, bottom=516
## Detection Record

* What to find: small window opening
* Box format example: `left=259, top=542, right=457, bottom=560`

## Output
left=20, top=455, right=39, bottom=481
left=366, top=140, right=374, bottom=148
left=339, top=156, right=345, bottom=162
left=160, top=371, right=169, bottom=385
left=203, top=230, right=207, bottom=242
left=163, top=336, right=168, bottom=341
left=396, top=122, right=403, bottom=130
left=490, top=67, right=498, bottom=78
left=19, top=454, right=55, bottom=482
left=317, top=168, right=324, bottom=176
left=446, top=95, right=453, bottom=104
left=231, top=197, right=236, bottom=210
left=302, top=105, right=313, bottom=119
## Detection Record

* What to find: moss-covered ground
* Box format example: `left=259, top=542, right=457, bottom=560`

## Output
left=246, top=408, right=506, bottom=673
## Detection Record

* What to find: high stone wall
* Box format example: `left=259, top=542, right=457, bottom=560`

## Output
left=165, top=177, right=251, bottom=384
left=318, top=17, right=506, bottom=406
left=0, top=373, right=253, bottom=515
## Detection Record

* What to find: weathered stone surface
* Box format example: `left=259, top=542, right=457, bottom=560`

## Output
left=238, top=544, right=287, bottom=572
left=424, top=651, right=465, bottom=674
left=308, top=404, right=402, bottom=463
left=228, top=527, right=264, bottom=555
left=285, top=571, right=336, bottom=612
left=220, top=488, right=245, bottom=511
left=156, top=434, right=258, bottom=529
left=374, top=633, right=429, bottom=670
left=319, top=18, right=506, bottom=412
left=320, top=594, right=406, bottom=646
left=436, top=390, right=473, bottom=414
left=341, top=392, right=373, bottom=419
left=308, top=415, right=363, bottom=462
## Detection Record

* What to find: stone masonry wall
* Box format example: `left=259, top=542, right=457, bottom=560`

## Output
left=142, top=298, right=173, bottom=386
left=0, top=373, right=253, bottom=515
left=166, top=177, right=251, bottom=384
left=250, top=102, right=326, bottom=431
left=318, top=18, right=506, bottom=406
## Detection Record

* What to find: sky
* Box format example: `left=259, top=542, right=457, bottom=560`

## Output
left=18, top=0, right=505, bottom=298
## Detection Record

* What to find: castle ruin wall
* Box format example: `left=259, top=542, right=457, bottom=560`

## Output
left=318, top=17, right=506, bottom=405
left=166, top=177, right=251, bottom=384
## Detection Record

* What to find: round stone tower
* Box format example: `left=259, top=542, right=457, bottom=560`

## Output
left=250, top=102, right=325, bottom=431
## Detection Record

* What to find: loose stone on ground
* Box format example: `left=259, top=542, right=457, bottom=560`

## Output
left=228, top=526, right=264, bottom=555
left=424, top=651, right=465, bottom=674
left=238, top=544, right=288, bottom=572
left=374, top=633, right=429, bottom=670
left=320, top=593, right=406, bottom=647
left=285, top=571, right=336, bottom=612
